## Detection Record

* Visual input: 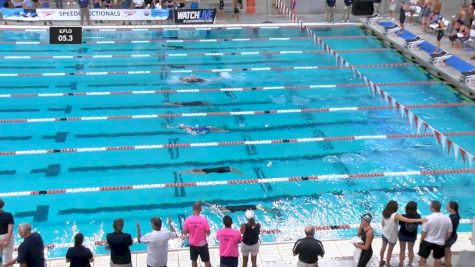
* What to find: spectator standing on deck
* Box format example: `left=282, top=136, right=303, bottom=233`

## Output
left=232, top=0, right=239, bottom=22
left=66, top=233, right=94, bottom=267
left=0, top=199, right=14, bottom=266
left=399, top=0, right=410, bottom=31
left=293, top=225, right=324, bottom=267
left=398, top=201, right=421, bottom=267
left=78, top=0, right=91, bottom=26
left=137, top=217, right=177, bottom=267
left=432, top=0, right=441, bottom=16
left=216, top=216, right=241, bottom=267
left=379, top=200, right=425, bottom=267
left=325, top=0, right=336, bottom=24
left=240, top=210, right=260, bottom=267
left=444, top=201, right=460, bottom=267
left=183, top=202, right=211, bottom=267
left=421, top=0, right=432, bottom=32
left=3, top=223, right=45, bottom=267
left=373, top=0, right=381, bottom=15
left=434, top=17, right=445, bottom=54
left=106, top=219, right=133, bottom=267
left=341, top=0, right=352, bottom=23
left=418, top=200, right=452, bottom=267
left=355, top=213, right=374, bottom=267
left=388, top=0, right=397, bottom=20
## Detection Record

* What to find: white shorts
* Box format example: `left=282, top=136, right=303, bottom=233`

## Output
left=241, top=243, right=259, bottom=256
left=389, top=3, right=397, bottom=11
left=0, top=233, right=14, bottom=264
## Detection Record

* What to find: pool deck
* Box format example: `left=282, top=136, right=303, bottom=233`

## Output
left=39, top=233, right=475, bottom=267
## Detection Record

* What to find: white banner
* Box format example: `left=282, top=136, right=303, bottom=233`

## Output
left=1, top=8, right=171, bottom=21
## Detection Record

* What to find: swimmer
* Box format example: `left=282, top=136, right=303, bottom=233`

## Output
left=167, top=124, right=229, bottom=135
left=179, top=166, right=243, bottom=175
left=202, top=202, right=277, bottom=216
left=163, top=101, right=211, bottom=107
left=180, top=75, right=206, bottom=83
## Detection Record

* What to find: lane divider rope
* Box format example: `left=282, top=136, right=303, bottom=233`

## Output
left=1, top=168, right=474, bottom=198
left=0, top=102, right=470, bottom=124
left=0, top=81, right=436, bottom=99
left=1, top=131, right=474, bottom=156
left=0, top=63, right=412, bottom=77
left=0, top=48, right=391, bottom=60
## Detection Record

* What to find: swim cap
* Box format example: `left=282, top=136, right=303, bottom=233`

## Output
left=245, top=210, right=255, bottom=219
left=361, top=213, right=372, bottom=222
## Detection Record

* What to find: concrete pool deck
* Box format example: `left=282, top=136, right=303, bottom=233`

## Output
left=39, top=233, right=474, bottom=267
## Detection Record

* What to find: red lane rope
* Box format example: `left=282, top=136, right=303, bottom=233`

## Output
left=1, top=168, right=474, bottom=198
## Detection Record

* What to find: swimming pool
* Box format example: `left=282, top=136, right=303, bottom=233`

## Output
left=0, top=25, right=474, bottom=258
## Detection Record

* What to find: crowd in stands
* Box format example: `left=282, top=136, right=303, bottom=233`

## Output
left=0, top=198, right=466, bottom=267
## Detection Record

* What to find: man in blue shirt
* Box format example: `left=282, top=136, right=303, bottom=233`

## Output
left=326, top=0, right=336, bottom=24
left=78, top=0, right=91, bottom=25
left=341, top=0, right=353, bottom=22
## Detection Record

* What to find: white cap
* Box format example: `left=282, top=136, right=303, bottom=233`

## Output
left=245, top=210, right=255, bottom=219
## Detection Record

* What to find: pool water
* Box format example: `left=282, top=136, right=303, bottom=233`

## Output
left=0, top=25, right=474, bottom=257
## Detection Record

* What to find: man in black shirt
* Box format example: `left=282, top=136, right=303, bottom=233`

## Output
left=293, top=225, right=325, bottom=267
left=3, top=223, right=45, bottom=267
left=0, top=199, right=14, bottom=265
left=66, top=233, right=94, bottom=267
left=106, top=218, right=133, bottom=267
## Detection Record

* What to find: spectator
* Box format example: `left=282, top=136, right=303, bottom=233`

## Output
left=379, top=200, right=424, bottom=267
left=341, top=0, right=352, bottom=23
left=0, top=199, right=14, bottom=265
left=136, top=217, right=177, bottom=267
left=407, top=0, right=418, bottom=25
left=432, top=0, right=441, bottom=16
left=132, top=0, right=143, bottom=9
left=399, top=0, right=411, bottom=31
left=66, top=233, right=94, bottom=267
left=217, top=0, right=224, bottom=19
left=216, top=216, right=241, bottom=267
left=421, top=0, right=432, bottom=32
left=232, top=0, right=239, bottom=22
left=449, top=19, right=469, bottom=48
left=418, top=200, right=452, bottom=267
left=176, top=0, right=184, bottom=8
left=292, top=225, right=324, bottom=267
left=93, top=0, right=100, bottom=8
left=325, top=0, right=336, bottom=24
left=3, top=223, right=45, bottom=267
left=103, top=0, right=113, bottom=8
left=388, top=0, right=396, bottom=20
left=434, top=17, right=445, bottom=54
left=240, top=210, right=260, bottom=267
left=290, top=0, right=296, bottom=11
left=78, top=0, right=91, bottom=26
left=398, top=201, right=421, bottom=267
left=355, top=213, right=374, bottom=267
left=54, top=0, right=61, bottom=8
left=444, top=201, right=460, bottom=267
left=183, top=202, right=211, bottom=267
left=106, top=218, right=133, bottom=267
left=373, top=0, right=381, bottom=15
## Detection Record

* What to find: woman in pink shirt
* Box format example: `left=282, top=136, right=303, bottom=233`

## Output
left=216, top=216, right=242, bottom=267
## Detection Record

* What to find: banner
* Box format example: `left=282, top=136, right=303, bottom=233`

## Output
left=174, top=9, right=216, bottom=24
left=0, top=8, right=170, bottom=21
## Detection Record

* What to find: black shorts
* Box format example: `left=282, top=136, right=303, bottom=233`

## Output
left=437, top=30, right=444, bottom=41
left=190, top=244, right=210, bottom=262
left=219, top=2, right=224, bottom=9
left=234, top=8, right=239, bottom=13
left=220, top=256, right=238, bottom=267
left=445, top=234, right=457, bottom=248
left=418, top=240, right=445, bottom=259
left=399, top=8, right=406, bottom=24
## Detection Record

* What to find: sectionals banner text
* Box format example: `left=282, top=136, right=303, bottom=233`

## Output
left=0, top=8, right=171, bottom=21
left=174, top=9, right=216, bottom=24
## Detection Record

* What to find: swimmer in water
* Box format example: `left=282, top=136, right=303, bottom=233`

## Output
left=177, top=72, right=232, bottom=84
left=179, top=166, right=243, bottom=175
left=202, top=202, right=279, bottom=217
left=167, top=124, right=229, bottom=135
left=180, top=75, right=206, bottom=83
left=163, top=101, right=211, bottom=107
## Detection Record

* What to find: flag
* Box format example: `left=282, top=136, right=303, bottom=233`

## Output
left=460, top=148, right=467, bottom=163
left=447, top=139, right=453, bottom=155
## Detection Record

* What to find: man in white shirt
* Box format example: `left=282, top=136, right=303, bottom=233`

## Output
left=137, top=217, right=177, bottom=267
left=418, top=200, right=452, bottom=267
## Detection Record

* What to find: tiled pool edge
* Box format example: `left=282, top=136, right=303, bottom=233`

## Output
left=43, top=233, right=474, bottom=267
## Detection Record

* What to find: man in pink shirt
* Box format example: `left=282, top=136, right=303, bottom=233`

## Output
left=216, top=216, right=242, bottom=267
left=183, top=202, right=211, bottom=267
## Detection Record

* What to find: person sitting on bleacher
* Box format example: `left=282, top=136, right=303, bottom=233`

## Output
left=448, top=19, right=470, bottom=49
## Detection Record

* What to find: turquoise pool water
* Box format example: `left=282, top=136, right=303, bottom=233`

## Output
left=0, top=25, right=474, bottom=257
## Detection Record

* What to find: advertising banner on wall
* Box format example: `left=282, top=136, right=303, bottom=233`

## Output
left=174, top=9, right=216, bottom=24
left=0, top=8, right=170, bottom=21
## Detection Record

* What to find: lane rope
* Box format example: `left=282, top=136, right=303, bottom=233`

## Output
left=0, top=48, right=391, bottom=60
left=1, top=131, right=475, bottom=156
left=0, top=63, right=412, bottom=77
left=0, top=81, right=436, bottom=99
left=1, top=168, right=474, bottom=198
left=0, top=102, right=470, bottom=125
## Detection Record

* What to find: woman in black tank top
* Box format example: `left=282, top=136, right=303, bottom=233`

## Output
left=355, top=213, right=374, bottom=267
left=240, top=211, right=260, bottom=267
